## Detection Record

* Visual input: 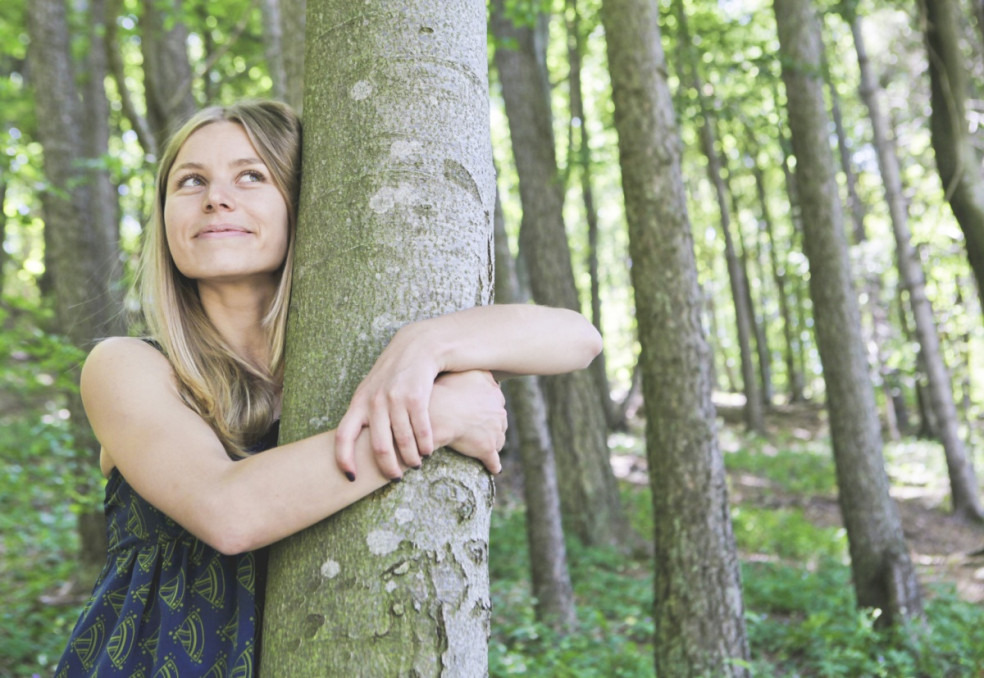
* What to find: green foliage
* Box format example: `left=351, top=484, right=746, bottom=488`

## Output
left=0, top=300, right=96, bottom=676
left=724, top=435, right=839, bottom=496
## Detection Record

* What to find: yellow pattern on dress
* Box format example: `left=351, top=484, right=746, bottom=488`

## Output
left=107, top=611, right=138, bottom=668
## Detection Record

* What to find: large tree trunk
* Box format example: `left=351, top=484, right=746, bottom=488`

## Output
left=141, top=0, right=196, bottom=150
left=262, top=1, right=496, bottom=673
left=854, top=15, right=983, bottom=522
left=26, top=0, right=124, bottom=592
left=774, top=0, right=923, bottom=625
left=493, top=193, right=576, bottom=632
left=673, top=0, right=764, bottom=433
left=601, top=0, right=750, bottom=674
left=490, top=0, right=626, bottom=549
left=921, top=0, right=984, bottom=311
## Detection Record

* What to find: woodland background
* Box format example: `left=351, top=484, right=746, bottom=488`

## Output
left=3, top=0, right=984, bottom=675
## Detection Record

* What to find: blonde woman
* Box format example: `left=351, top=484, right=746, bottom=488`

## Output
left=55, top=100, right=601, bottom=676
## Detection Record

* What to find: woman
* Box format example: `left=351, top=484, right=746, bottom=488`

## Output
left=55, top=100, right=601, bottom=676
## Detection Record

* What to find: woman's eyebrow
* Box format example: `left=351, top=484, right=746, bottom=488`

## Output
left=171, top=158, right=264, bottom=174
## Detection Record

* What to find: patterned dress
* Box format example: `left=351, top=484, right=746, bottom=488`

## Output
left=55, top=424, right=278, bottom=677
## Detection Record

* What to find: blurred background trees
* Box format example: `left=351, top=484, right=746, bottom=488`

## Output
left=4, top=0, right=984, bottom=674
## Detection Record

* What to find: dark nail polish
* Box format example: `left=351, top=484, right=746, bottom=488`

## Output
left=392, top=475, right=403, bottom=483
left=345, top=471, right=356, bottom=482
left=412, top=464, right=422, bottom=470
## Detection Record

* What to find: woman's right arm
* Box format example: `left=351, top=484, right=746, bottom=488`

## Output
left=83, top=338, right=503, bottom=556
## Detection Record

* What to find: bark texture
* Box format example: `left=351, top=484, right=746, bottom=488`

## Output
left=281, top=0, right=306, bottom=112
left=922, top=0, right=984, bottom=311
left=493, top=194, right=576, bottom=632
left=490, top=0, right=625, bottom=549
left=601, top=0, right=750, bottom=674
left=262, top=1, right=496, bottom=674
left=774, top=0, right=923, bottom=624
left=854, top=14, right=983, bottom=521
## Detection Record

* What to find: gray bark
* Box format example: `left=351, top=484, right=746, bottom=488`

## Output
left=493, top=192, right=576, bottom=632
left=141, top=0, right=197, bottom=150
left=106, top=0, right=156, bottom=157
left=854, top=15, right=983, bottom=521
left=601, top=0, right=750, bottom=673
left=774, top=0, right=923, bottom=624
left=262, top=1, right=496, bottom=673
left=490, top=0, right=626, bottom=549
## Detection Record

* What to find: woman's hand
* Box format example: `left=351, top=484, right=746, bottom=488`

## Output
left=429, top=370, right=506, bottom=474
left=334, top=324, right=444, bottom=480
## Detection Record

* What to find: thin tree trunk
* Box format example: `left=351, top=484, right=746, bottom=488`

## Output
left=673, top=0, right=764, bottom=433
left=602, top=0, right=750, bottom=673
left=105, top=0, right=156, bottom=157
left=735, top=202, right=774, bottom=408
left=141, top=0, right=197, bottom=151
left=921, top=0, right=984, bottom=315
left=774, top=0, right=923, bottom=626
left=493, top=191, right=576, bottom=632
left=567, top=0, right=616, bottom=428
left=490, top=0, right=626, bottom=549
left=854, top=14, right=983, bottom=521
left=0, top=180, right=6, bottom=296
left=260, top=0, right=288, bottom=101
left=281, top=0, right=306, bottom=113
left=263, top=1, right=496, bottom=673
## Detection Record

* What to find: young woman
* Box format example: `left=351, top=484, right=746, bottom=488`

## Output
left=54, top=100, right=601, bottom=676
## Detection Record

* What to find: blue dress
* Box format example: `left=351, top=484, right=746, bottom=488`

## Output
left=55, top=423, right=278, bottom=677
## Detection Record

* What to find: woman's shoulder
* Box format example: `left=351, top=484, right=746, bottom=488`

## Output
left=82, top=337, right=174, bottom=394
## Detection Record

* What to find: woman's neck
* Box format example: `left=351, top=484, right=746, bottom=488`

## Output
left=197, top=278, right=277, bottom=368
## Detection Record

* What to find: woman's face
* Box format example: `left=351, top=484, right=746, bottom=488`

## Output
left=163, top=121, right=289, bottom=287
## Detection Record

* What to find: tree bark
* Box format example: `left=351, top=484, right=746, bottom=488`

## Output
left=105, top=0, right=156, bottom=157
left=26, top=0, right=125, bottom=592
left=493, top=192, right=576, bottom=632
left=141, top=0, right=197, bottom=151
left=673, top=0, right=764, bottom=433
left=601, top=0, right=750, bottom=673
left=854, top=14, right=983, bottom=521
left=262, top=1, right=496, bottom=673
left=921, top=0, right=984, bottom=313
left=490, top=0, right=626, bottom=549
left=774, top=0, right=923, bottom=625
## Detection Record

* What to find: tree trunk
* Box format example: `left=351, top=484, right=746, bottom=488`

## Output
left=854, top=14, right=983, bottom=521
left=281, top=0, right=306, bottom=112
left=260, top=0, right=288, bottom=101
left=141, top=0, right=197, bottom=151
left=26, top=0, right=124, bottom=592
left=106, top=0, right=156, bottom=157
left=673, top=0, right=764, bottom=433
left=601, top=0, right=750, bottom=673
left=774, top=0, right=923, bottom=625
left=493, top=192, right=576, bottom=632
left=921, top=0, right=984, bottom=313
left=262, top=1, right=496, bottom=673
left=490, top=0, right=626, bottom=549
left=0, top=180, right=6, bottom=296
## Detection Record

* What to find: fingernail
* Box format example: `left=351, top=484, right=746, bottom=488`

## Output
left=412, top=464, right=422, bottom=470
left=345, top=471, right=356, bottom=482
left=392, top=475, right=403, bottom=483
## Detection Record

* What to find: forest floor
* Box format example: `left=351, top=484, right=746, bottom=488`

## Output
left=665, top=399, right=984, bottom=604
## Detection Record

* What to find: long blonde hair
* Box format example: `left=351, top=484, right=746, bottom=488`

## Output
left=139, top=100, right=301, bottom=457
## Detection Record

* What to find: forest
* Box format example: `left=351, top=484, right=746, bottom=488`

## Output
left=3, top=0, right=984, bottom=675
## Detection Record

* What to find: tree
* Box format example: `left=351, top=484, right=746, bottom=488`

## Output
left=493, top=193, right=576, bottom=632
left=853, top=11, right=983, bottom=522
left=141, top=0, right=196, bottom=150
left=773, top=0, right=923, bottom=625
left=490, top=0, right=626, bottom=549
left=921, top=0, right=984, bottom=311
left=262, top=0, right=497, bottom=673
left=280, top=0, right=306, bottom=112
left=601, top=0, right=750, bottom=673
left=26, top=0, right=125, bottom=589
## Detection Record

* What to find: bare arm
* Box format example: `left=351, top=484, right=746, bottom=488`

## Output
left=83, top=338, right=504, bottom=556
left=334, top=303, right=602, bottom=477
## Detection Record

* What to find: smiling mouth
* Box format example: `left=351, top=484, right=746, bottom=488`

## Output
left=197, top=225, right=251, bottom=238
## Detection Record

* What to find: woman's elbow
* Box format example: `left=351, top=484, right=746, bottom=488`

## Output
left=575, top=322, right=604, bottom=370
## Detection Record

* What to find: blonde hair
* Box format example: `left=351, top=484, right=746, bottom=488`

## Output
left=139, top=100, right=301, bottom=457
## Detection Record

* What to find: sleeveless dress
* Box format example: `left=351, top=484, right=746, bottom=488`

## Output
left=54, top=423, right=279, bottom=678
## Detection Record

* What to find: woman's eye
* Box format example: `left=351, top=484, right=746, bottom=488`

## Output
left=176, top=174, right=204, bottom=189
left=240, top=170, right=265, bottom=183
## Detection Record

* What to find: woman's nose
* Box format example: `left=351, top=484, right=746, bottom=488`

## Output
left=203, top=184, right=234, bottom=211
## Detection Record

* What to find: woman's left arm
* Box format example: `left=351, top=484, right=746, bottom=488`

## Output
left=334, top=304, right=602, bottom=478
